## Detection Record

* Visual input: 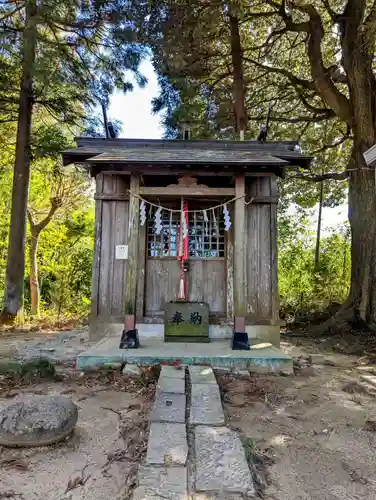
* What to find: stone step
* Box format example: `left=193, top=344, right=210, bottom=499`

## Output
left=160, top=366, right=186, bottom=379
left=157, top=376, right=185, bottom=395
left=146, top=423, right=188, bottom=466
left=189, top=384, right=225, bottom=426
left=194, top=426, right=254, bottom=496
left=151, top=393, right=186, bottom=423
left=188, top=365, right=217, bottom=384
left=134, top=465, right=188, bottom=500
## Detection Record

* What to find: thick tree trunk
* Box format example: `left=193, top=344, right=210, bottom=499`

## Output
left=312, top=144, right=376, bottom=335
left=228, top=14, right=248, bottom=140
left=0, top=1, right=37, bottom=324
left=29, top=229, right=40, bottom=318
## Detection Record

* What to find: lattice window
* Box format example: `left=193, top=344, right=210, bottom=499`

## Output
left=147, top=207, right=225, bottom=258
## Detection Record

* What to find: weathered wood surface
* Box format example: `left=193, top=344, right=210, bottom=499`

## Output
left=145, top=258, right=226, bottom=314
left=136, top=222, right=147, bottom=320
left=94, top=174, right=129, bottom=317
left=139, top=186, right=235, bottom=197
left=145, top=259, right=180, bottom=314
left=270, top=176, right=279, bottom=322
left=91, top=173, right=103, bottom=317
left=234, top=174, right=247, bottom=317
left=246, top=176, right=276, bottom=321
left=124, top=173, right=140, bottom=315
left=226, top=220, right=234, bottom=320
left=94, top=193, right=129, bottom=201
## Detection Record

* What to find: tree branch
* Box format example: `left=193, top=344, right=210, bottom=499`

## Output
left=321, top=0, right=339, bottom=21
left=244, top=57, right=316, bottom=90
left=248, top=112, right=335, bottom=124
left=311, top=134, right=353, bottom=155
left=28, top=198, right=62, bottom=235
left=290, top=171, right=349, bottom=182
left=269, top=1, right=352, bottom=125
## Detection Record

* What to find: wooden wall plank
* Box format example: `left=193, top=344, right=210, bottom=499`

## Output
left=98, top=200, right=112, bottom=315
left=258, top=177, right=272, bottom=318
left=145, top=260, right=180, bottom=313
left=124, top=174, right=140, bottom=315
left=136, top=222, right=147, bottom=320
left=188, top=261, right=204, bottom=303
left=246, top=176, right=277, bottom=321
left=226, top=222, right=234, bottom=320
left=234, top=174, right=247, bottom=317
left=111, top=200, right=128, bottom=316
left=91, top=173, right=103, bottom=317
left=270, top=176, right=279, bottom=322
left=246, top=182, right=259, bottom=318
left=145, top=259, right=226, bottom=314
left=188, top=260, right=226, bottom=312
left=203, top=260, right=226, bottom=312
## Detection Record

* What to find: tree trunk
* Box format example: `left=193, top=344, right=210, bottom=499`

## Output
left=228, top=14, right=248, bottom=140
left=0, top=1, right=37, bottom=324
left=312, top=144, right=376, bottom=335
left=314, top=180, right=324, bottom=271
left=29, top=229, right=40, bottom=318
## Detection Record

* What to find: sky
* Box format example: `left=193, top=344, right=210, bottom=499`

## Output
left=109, top=59, right=164, bottom=140
left=108, top=59, right=348, bottom=230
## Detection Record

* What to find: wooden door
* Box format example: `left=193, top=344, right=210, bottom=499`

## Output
left=144, top=206, right=227, bottom=316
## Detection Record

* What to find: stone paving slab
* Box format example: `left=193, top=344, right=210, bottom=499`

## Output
left=190, top=384, right=225, bottom=426
left=194, top=426, right=254, bottom=495
left=193, top=494, right=246, bottom=500
left=160, top=366, right=186, bottom=379
left=134, top=465, right=188, bottom=500
left=146, top=423, right=188, bottom=465
left=157, top=376, right=185, bottom=394
left=189, top=365, right=217, bottom=384
left=151, top=393, right=186, bottom=423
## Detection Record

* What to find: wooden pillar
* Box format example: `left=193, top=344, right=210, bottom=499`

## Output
left=91, top=173, right=103, bottom=317
left=226, top=219, right=234, bottom=321
left=270, top=176, right=279, bottom=323
left=136, top=222, right=147, bottom=321
left=124, top=173, right=140, bottom=323
left=234, top=174, right=247, bottom=330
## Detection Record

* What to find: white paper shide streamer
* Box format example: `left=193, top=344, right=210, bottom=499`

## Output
left=223, top=204, right=231, bottom=231
left=154, top=206, right=163, bottom=235
left=203, top=209, right=209, bottom=236
left=140, top=200, right=147, bottom=226
left=212, top=208, right=218, bottom=236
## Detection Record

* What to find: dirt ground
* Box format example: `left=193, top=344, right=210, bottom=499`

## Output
left=218, top=338, right=376, bottom=500
left=0, top=331, right=376, bottom=500
left=0, top=372, right=156, bottom=500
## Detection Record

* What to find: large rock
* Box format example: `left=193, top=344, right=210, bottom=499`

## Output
left=0, top=396, right=78, bottom=447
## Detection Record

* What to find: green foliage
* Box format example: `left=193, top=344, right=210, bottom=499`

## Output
left=279, top=212, right=351, bottom=313
left=0, top=123, right=94, bottom=321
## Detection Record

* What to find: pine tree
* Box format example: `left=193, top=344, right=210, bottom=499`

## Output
left=0, top=0, right=146, bottom=323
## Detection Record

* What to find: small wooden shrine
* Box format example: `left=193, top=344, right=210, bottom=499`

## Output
left=63, top=138, right=311, bottom=346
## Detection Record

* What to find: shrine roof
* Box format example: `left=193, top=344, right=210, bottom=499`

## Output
left=62, top=137, right=312, bottom=170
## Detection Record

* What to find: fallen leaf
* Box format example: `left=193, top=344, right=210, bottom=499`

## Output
left=364, top=420, right=376, bottom=432
left=0, top=459, right=28, bottom=471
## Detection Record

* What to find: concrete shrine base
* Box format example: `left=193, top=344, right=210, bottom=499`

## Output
left=76, top=336, right=293, bottom=374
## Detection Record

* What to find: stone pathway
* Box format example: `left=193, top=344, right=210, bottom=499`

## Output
left=133, top=365, right=255, bottom=499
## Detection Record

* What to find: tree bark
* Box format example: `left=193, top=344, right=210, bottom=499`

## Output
left=311, top=145, right=376, bottom=335
left=0, top=0, right=37, bottom=324
left=26, top=201, right=61, bottom=318
left=228, top=13, right=248, bottom=140
left=314, top=180, right=324, bottom=271
left=29, top=229, right=40, bottom=318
